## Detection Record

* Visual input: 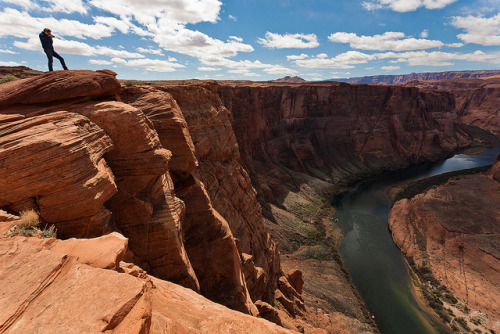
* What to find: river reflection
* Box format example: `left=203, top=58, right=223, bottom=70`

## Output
left=333, top=146, right=500, bottom=334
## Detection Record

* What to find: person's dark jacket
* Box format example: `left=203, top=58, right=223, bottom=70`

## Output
left=39, top=32, right=53, bottom=49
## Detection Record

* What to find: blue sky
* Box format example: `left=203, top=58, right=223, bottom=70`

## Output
left=0, top=0, right=499, bottom=80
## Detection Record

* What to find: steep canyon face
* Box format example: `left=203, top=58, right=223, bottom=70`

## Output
left=389, top=159, right=500, bottom=331
left=404, top=76, right=500, bottom=137
left=0, top=70, right=476, bottom=333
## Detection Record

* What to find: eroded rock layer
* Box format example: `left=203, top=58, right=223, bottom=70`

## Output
left=0, top=229, right=293, bottom=334
left=404, top=76, right=500, bottom=137
left=389, top=159, right=500, bottom=330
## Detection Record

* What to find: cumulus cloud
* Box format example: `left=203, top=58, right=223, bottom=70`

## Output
left=263, top=65, right=298, bottom=75
left=328, top=31, right=444, bottom=51
left=198, top=66, right=220, bottom=71
left=291, top=49, right=500, bottom=69
left=287, top=53, right=309, bottom=60
left=292, top=51, right=376, bottom=69
left=150, top=24, right=254, bottom=60
left=89, top=59, right=112, bottom=65
left=258, top=32, right=319, bottom=49
left=201, top=57, right=297, bottom=75
left=0, top=8, right=123, bottom=39
left=88, top=0, right=222, bottom=25
left=111, top=57, right=185, bottom=72
left=420, top=29, right=428, bottom=38
left=0, top=60, right=22, bottom=66
left=0, top=49, right=17, bottom=54
left=14, top=37, right=145, bottom=58
left=381, top=65, right=400, bottom=70
left=452, top=13, right=500, bottom=46
left=377, top=49, right=500, bottom=66
left=43, top=0, right=87, bottom=14
left=229, top=36, right=243, bottom=42
left=362, top=0, right=458, bottom=12
left=137, top=47, right=164, bottom=56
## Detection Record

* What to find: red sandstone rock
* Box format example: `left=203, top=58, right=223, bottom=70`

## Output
left=159, top=83, right=282, bottom=303
left=489, top=155, right=500, bottom=182
left=48, top=232, right=128, bottom=270
left=287, top=269, right=304, bottom=294
left=389, top=173, right=500, bottom=329
left=0, top=70, right=120, bottom=108
left=404, top=76, right=500, bottom=137
left=0, top=111, right=117, bottom=237
left=175, top=174, right=257, bottom=315
left=74, top=100, right=200, bottom=292
left=119, top=87, right=257, bottom=314
left=0, top=233, right=294, bottom=334
left=121, top=87, right=198, bottom=180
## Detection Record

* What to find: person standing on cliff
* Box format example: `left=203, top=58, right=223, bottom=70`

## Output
left=39, top=28, right=68, bottom=72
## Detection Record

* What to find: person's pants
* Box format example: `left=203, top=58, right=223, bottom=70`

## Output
left=44, top=49, right=68, bottom=71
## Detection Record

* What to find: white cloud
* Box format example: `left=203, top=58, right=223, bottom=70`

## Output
left=377, top=50, right=500, bottom=66
left=137, top=47, right=164, bottom=56
left=258, top=32, right=319, bottom=49
left=0, top=2, right=253, bottom=67
left=0, top=60, right=21, bottom=66
left=89, top=59, right=112, bottom=65
left=328, top=31, right=444, bottom=51
left=43, top=0, right=87, bottom=14
left=446, top=42, right=463, bottom=47
left=198, top=66, right=220, bottom=71
left=1, top=0, right=35, bottom=9
left=0, top=49, right=17, bottom=54
left=362, top=0, right=458, bottom=12
left=14, top=37, right=145, bottom=58
left=263, top=65, right=298, bottom=75
left=420, top=29, right=428, bottom=38
left=292, top=51, right=375, bottom=69
left=111, top=57, right=185, bottom=72
left=452, top=13, right=500, bottom=46
left=381, top=65, right=400, bottom=70
left=0, top=8, right=124, bottom=39
left=88, top=0, right=222, bottom=25
left=287, top=53, right=309, bottom=60
left=228, top=15, right=237, bottom=21
left=229, top=36, right=243, bottom=42
left=149, top=23, right=254, bottom=61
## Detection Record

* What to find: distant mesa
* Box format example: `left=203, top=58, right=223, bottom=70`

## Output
left=327, top=70, right=500, bottom=85
left=270, top=76, right=307, bottom=83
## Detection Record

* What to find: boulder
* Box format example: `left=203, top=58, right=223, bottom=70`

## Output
left=0, top=70, right=120, bottom=108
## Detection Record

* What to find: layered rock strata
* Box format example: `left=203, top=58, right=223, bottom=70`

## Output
left=0, top=71, right=256, bottom=315
left=404, top=76, right=500, bottom=137
left=0, top=228, right=293, bottom=334
left=389, top=158, right=500, bottom=331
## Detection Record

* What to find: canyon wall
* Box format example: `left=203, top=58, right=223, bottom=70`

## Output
left=0, top=70, right=476, bottom=333
left=404, top=76, right=500, bottom=137
left=331, top=70, right=500, bottom=85
left=216, top=82, right=471, bottom=207
left=0, top=71, right=257, bottom=317
left=389, top=159, right=500, bottom=331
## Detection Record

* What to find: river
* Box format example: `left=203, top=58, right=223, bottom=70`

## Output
left=333, top=146, right=500, bottom=334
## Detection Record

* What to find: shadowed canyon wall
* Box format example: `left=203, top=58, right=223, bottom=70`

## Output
left=404, top=76, right=500, bottom=137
